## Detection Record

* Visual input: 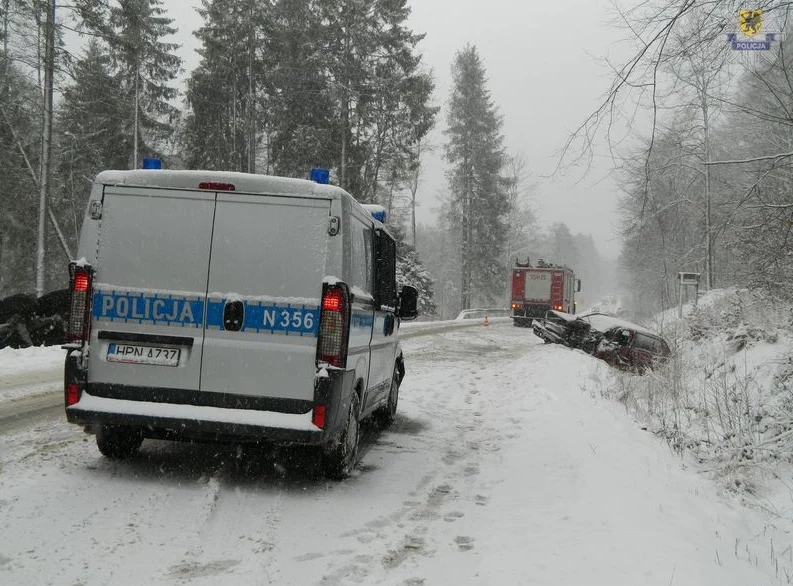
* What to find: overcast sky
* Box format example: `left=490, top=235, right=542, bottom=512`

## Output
left=159, top=0, right=631, bottom=259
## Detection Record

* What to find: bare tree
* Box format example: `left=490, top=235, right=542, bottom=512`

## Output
left=566, top=0, right=793, bottom=302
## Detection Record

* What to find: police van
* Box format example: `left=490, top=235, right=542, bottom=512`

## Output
left=64, top=167, right=418, bottom=478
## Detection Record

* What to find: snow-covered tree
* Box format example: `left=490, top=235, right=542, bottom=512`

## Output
left=56, top=40, right=128, bottom=245
left=392, top=223, right=436, bottom=317
left=182, top=0, right=267, bottom=172
left=0, top=59, right=40, bottom=295
left=443, top=44, right=509, bottom=309
left=82, top=0, right=181, bottom=168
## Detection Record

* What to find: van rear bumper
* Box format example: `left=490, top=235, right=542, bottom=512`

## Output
left=67, top=393, right=325, bottom=445
left=65, top=369, right=356, bottom=447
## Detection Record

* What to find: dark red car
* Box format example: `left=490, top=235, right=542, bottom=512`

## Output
left=593, top=326, right=671, bottom=373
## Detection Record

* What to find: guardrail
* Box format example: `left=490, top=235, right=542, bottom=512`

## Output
left=399, top=317, right=511, bottom=339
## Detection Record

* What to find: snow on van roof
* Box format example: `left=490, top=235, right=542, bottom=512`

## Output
left=95, top=169, right=344, bottom=199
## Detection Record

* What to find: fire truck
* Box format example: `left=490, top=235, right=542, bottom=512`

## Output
left=510, top=259, right=581, bottom=327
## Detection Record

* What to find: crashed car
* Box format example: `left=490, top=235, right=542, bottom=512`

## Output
left=532, top=310, right=602, bottom=354
left=593, top=325, right=671, bottom=373
left=532, top=310, right=671, bottom=373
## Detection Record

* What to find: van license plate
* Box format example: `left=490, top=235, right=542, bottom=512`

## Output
left=107, top=343, right=180, bottom=367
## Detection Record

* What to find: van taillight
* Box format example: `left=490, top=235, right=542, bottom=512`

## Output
left=317, top=283, right=350, bottom=368
left=68, top=263, right=93, bottom=343
left=312, top=405, right=327, bottom=429
left=66, top=383, right=80, bottom=406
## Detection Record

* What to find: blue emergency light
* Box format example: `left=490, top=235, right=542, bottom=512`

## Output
left=142, top=158, right=162, bottom=170
left=310, top=168, right=330, bottom=184
left=362, top=204, right=388, bottom=223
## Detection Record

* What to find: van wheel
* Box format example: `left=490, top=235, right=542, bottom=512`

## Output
left=322, top=393, right=360, bottom=480
left=374, top=367, right=400, bottom=427
left=96, top=426, right=143, bottom=459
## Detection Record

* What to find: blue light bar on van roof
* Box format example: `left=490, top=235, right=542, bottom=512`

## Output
left=362, top=204, right=387, bottom=223
left=142, top=158, right=162, bottom=169
left=310, top=168, right=330, bottom=184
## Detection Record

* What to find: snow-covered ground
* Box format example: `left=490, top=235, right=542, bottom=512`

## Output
left=1, top=319, right=792, bottom=585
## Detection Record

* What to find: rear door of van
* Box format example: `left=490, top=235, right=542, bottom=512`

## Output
left=200, top=192, right=331, bottom=405
left=89, top=185, right=215, bottom=392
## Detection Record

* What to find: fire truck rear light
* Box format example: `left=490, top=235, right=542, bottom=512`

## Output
left=312, top=405, right=326, bottom=429
left=66, top=383, right=80, bottom=406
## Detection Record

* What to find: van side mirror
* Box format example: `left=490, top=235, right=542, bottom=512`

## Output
left=397, top=285, right=418, bottom=320
left=576, top=279, right=582, bottom=292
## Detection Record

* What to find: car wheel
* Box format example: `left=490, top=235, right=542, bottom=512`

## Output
left=322, top=392, right=361, bottom=480
left=96, top=425, right=143, bottom=459
left=374, top=367, right=400, bottom=427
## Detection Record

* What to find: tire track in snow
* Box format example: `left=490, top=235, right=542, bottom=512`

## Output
left=164, top=457, right=288, bottom=585
left=316, top=325, right=542, bottom=584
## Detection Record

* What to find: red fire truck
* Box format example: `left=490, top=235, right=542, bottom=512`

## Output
left=510, top=259, right=581, bottom=327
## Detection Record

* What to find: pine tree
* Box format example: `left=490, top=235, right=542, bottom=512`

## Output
left=444, top=45, right=509, bottom=309
left=0, top=2, right=58, bottom=293
left=0, top=58, right=39, bottom=294
left=183, top=0, right=267, bottom=172
left=391, top=224, right=436, bottom=316
left=264, top=0, right=333, bottom=177
left=85, top=0, right=181, bottom=168
left=315, top=0, right=436, bottom=202
left=56, top=40, right=128, bottom=246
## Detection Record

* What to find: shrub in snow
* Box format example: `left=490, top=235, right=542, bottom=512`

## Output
left=593, top=288, right=793, bottom=494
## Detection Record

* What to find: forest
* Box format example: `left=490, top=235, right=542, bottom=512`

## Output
left=561, top=1, right=793, bottom=318
left=11, top=0, right=789, bottom=323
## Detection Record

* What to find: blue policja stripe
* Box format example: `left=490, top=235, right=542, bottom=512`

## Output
left=205, top=300, right=225, bottom=329
left=203, top=299, right=319, bottom=336
left=244, top=303, right=319, bottom=335
left=351, top=312, right=374, bottom=329
left=93, top=292, right=203, bottom=327
left=94, top=292, right=319, bottom=335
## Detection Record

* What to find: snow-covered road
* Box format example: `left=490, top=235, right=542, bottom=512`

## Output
left=0, top=324, right=789, bottom=585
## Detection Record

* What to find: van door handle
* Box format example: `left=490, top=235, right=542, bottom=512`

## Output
left=223, top=300, right=244, bottom=332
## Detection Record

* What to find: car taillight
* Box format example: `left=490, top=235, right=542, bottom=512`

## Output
left=317, top=283, right=350, bottom=368
left=68, top=262, right=93, bottom=343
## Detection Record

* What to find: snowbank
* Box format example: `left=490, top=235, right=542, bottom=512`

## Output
left=595, top=288, right=793, bottom=499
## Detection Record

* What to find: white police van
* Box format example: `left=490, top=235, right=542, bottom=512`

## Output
left=64, top=166, right=418, bottom=478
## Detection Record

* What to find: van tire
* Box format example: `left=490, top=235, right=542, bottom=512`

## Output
left=96, top=426, right=143, bottom=459
left=322, top=393, right=360, bottom=480
left=374, top=367, right=400, bottom=427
